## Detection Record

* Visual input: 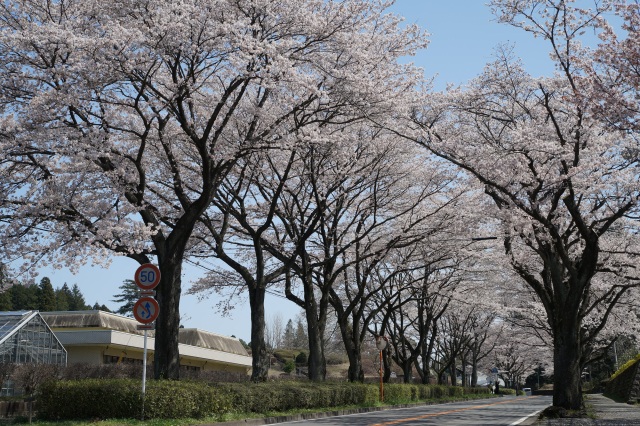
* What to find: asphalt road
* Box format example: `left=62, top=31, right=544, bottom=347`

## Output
left=282, top=395, right=552, bottom=426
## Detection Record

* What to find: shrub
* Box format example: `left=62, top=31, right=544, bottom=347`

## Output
left=448, top=386, right=464, bottom=397
left=283, top=360, right=296, bottom=374
left=611, top=353, right=640, bottom=381
left=325, top=353, right=348, bottom=365
left=384, top=384, right=416, bottom=404
left=37, top=379, right=232, bottom=420
left=463, top=386, right=492, bottom=395
left=59, top=363, right=141, bottom=380
left=417, top=385, right=433, bottom=400
left=218, top=381, right=378, bottom=413
left=37, top=378, right=492, bottom=420
left=295, top=352, right=308, bottom=365
left=12, top=364, right=61, bottom=396
left=430, top=384, right=448, bottom=399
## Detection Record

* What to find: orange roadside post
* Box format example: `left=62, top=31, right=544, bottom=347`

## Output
left=375, top=336, right=388, bottom=402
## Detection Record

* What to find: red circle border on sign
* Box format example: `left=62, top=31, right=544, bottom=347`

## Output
left=133, top=297, right=160, bottom=324
left=134, top=264, right=161, bottom=290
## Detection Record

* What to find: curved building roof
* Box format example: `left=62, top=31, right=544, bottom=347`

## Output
left=40, top=310, right=248, bottom=356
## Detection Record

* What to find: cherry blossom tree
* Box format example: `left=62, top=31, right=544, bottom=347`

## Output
left=267, top=129, right=448, bottom=381
left=460, top=310, right=501, bottom=387
left=578, top=1, right=640, bottom=132
left=374, top=241, right=469, bottom=384
left=188, top=147, right=300, bottom=381
left=0, top=0, right=427, bottom=380
left=413, top=23, right=640, bottom=412
left=323, top=135, right=466, bottom=382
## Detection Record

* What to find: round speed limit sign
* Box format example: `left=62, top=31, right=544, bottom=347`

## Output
left=134, top=264, right=161, bottom=290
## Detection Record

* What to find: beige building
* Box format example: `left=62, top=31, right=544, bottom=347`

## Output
left=40, top=310, right=252, bottom=374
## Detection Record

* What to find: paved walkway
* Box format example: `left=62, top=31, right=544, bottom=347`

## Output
left=533, top=394, right=640, bottom=425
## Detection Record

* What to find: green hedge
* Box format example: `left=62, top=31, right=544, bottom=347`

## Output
left=218, top=382, right=379, bottom=413
left=37, top=379, right=232, bottom=420
left=37, top=379, right=491, bottom=420
left=383, top=384, right=488, bottom=404
left=605, top=355, right=640, bottom=403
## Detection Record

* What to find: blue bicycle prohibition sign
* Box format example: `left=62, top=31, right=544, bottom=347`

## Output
left=133, top=297, right=160, bottom=324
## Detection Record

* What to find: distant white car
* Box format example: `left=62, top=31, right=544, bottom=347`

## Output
left=523, top=387, right=532, bottom=396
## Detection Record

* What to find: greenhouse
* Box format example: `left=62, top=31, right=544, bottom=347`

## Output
left=0, top=311, right=67, bottom=395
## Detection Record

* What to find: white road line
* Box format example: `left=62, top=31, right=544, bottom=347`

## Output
left=510, top=408, right=544, bottom=425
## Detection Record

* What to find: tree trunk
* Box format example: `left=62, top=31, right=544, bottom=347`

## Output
left=383, top=350, right=392, bottom=382
left=342, top=329, right=363, bottom=382
left=306, top=309, right=326, bottom=381
left=154, top=258, right=182, bottom=380
left=450, top=363, right=457, bottom=386
left=402, top=359, right=412, bottom=383
left=249, top=286, right=269, bottom=381
left=553, top=321, right=583, bottom=410
left=284, top=268, right=327, bottom=381
left=417, top=331, right=436, bottom=384
left=347, top=353, right=364, bottom=382
left=304, top=277, right=326, bottom=381
left=471, top=363, right=478, bottom=387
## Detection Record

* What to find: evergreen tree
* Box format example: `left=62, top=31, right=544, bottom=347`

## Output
left=294, top=318, right=308, bottom=349
left=283, top=319, right=295, bottom=348
left=55, top=284, right=72, bottom=310
left=10, top=284, right=38, bottom=310
left=0, top=290, right=11, bottom=311
left=68, top=284, right=89, bottom=311
left=112, top=279, right=139, bottom=317
left=37, top=277, right=57, bottom=311
left=92, top=302, right=111, bottom=312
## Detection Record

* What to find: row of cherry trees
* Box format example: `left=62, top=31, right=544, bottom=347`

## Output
left=405, top=0, right=640, bottom=411
left=0, top=0, right=638, bottom=412
left=0, top=0, right=428, bottom=380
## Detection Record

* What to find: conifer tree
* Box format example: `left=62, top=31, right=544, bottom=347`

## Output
left=37, top=277, right=57, bottom=311
left=112, top=280, right=138, bottom=317
left=55, top=284, right=72, bottom=311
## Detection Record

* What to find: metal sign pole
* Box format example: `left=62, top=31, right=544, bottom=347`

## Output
left=375, top=336, right=387, bottom=403
left=379, top=349, right=384, bottom=402
left=142, top=329, right=147, bottom=419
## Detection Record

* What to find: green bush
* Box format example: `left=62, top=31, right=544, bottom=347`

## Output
left=611, top=353, right=640, bottom=381
left=325, top=352, right=348, bottom=365
left=218, top=381, right=378, bottom=413
left=417, top=385, right=433, bottom=400
left=283, top=360, right=296, bottom=374
left=383, top=384, right=416, bottom=404
left=605, top=355, right=640, bottom=402
left=430, top=384, right=448, bottom=399
left=37, top=379, right=492, bottom=420
left=272, top=350, right=298, bottom=363
left=144, top=380, right=231, bottom=418
left=37, top=379, right=232, bottom=420
left=38, top=379, right=141, bottom=420
left=463, top=386, right=492, bottom=395
left=295, top=352, right=308, bottom=365
left=448, top=385, right=464, bottom=397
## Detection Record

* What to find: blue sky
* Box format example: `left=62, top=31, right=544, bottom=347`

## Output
left=34, top=1, right=562, bottom=342
left=389, top=1, right=556, bottom=89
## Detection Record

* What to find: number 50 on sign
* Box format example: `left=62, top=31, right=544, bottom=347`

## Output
left=134, top=264, right=161, bottom=290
